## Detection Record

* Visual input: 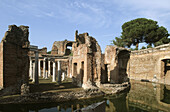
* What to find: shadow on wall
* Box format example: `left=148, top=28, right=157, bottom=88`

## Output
left=110, top=50, right=130, bottom=84
left=72, top=67, right=84, bottom=87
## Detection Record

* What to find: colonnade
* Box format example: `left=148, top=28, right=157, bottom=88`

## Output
left=29, top=56, right=62, bottom=84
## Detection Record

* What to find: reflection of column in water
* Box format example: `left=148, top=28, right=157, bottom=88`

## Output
left=64, top=105, right=67, bottom=111
left=76, top=104, right=80, bottom=110
left=107, top=100, right=109, bottom=105
left=126, top=96, right=129, bottom=112
left=71, top=105, right=74, bottom=112
left=57, top=106, right=61, bottom=111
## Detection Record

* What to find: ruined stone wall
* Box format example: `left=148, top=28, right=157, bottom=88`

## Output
left=0, top=25, right=30, bottom=94
left=72, top=44, right=87, bottom=86
left=104, top=46, right=130, bottom=84
left=105, top=46, right=118, bottom=83
left=38, top=47, right=47, bottom=55
left=60, top=61, right=68, bottom=75
left=0, top=42, right=3, bottom=88
left=51, top=40, right=73, bottom=56
left=128, top=43, right=170, bottom=85
left=67, top=57, right=73, bottom=78
left=72, top=32, right=102, bottom=87
left=51, top=41, right=65, bottom=55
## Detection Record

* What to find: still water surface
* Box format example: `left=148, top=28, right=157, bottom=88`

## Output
left=0, top=80, right=170, bottom=112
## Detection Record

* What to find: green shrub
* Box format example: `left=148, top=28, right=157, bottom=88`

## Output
left=141, top=46, right=146, bottom=49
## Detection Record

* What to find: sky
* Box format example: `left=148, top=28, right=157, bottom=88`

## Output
left=0, top=0, right=170, bottom=52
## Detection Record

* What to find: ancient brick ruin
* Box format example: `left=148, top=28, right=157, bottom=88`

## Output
left=128, top=43, right=170, bottom=85
left=71, top=31, right=102, bottom=88
left=104, top=46, right=130, bottom=84
left=0, top=25, right=30, bottom=94
left=1, top=25, right=170, bottom=95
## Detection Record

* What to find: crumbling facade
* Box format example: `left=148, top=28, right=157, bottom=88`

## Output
left=72, top=31, right=102, bottom=88
left=0, top=25, right=30, bottom=94
left=51, top=40, right=74, bottom=56
left=104, top=46, right=130, bottom=84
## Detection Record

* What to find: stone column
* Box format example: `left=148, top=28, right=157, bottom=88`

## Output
left=43, top=58, right=46, bottom=78
left=32, top=63, right=35, bottom=82
left=62, top=72, right=65, bottom=81
left=38, top=60, right=41, bottom=77
left=58, top=61, right=61, bottom=84
left=48, top=59, right=51, bottom=77
left=34, top=51, right=39, bottom=85
left=45, top=70, right=48, bottom=79
left=29, top=58, right=33, bottom=79
left=52, top=61, right=56, bottom=82
left=107, top=64, right=110, bottom=82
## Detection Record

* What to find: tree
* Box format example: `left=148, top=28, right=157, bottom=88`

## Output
left=113, top=18, right=169, bottom=49
left=47, top=51, right=51, bottom=54
left=112, top=37, right=125, bottom=47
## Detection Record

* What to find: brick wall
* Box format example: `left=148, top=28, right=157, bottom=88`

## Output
left=0, top=42, right=3, bottom=87
left=128, top=44, right=170, bottom=85
left=0, top=25, right=30, bottom=94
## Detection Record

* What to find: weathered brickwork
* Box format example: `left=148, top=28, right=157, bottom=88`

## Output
left=72, top=31, right=102, bottom=88
left=38, top=47, right=47, bottom=55
left=51, top=40, right=74, bottom=56
left=0, top=42, right=3, bottom=88
left=0, top=25, right=30, bottom=94
left=105, top=46, right=130, bottom=84
left=128, top=43, right=170, bottom=85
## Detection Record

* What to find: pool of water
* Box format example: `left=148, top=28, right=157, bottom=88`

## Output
left=0, top=80, right=170, bottom=112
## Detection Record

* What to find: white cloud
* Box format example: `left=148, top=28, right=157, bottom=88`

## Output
left=1, top=0, right=170, bottom=31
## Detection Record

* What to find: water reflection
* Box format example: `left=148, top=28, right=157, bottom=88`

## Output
left=161, top=85, right=170, bottom=104
left=0, top=80, right=170, bottom=112
left=127, top=80, right=170, bottom=112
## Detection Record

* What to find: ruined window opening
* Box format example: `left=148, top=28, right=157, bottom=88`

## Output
left=161, top=59, right=170, bottom=77
left=65, top=43, right=73, bottom=55
left=73, top=63, right=77, bottom=77
left=81, top=61, right=84, bottom=85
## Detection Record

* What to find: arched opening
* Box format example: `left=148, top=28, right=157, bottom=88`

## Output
left=65, top=42, right=73, bottom=55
